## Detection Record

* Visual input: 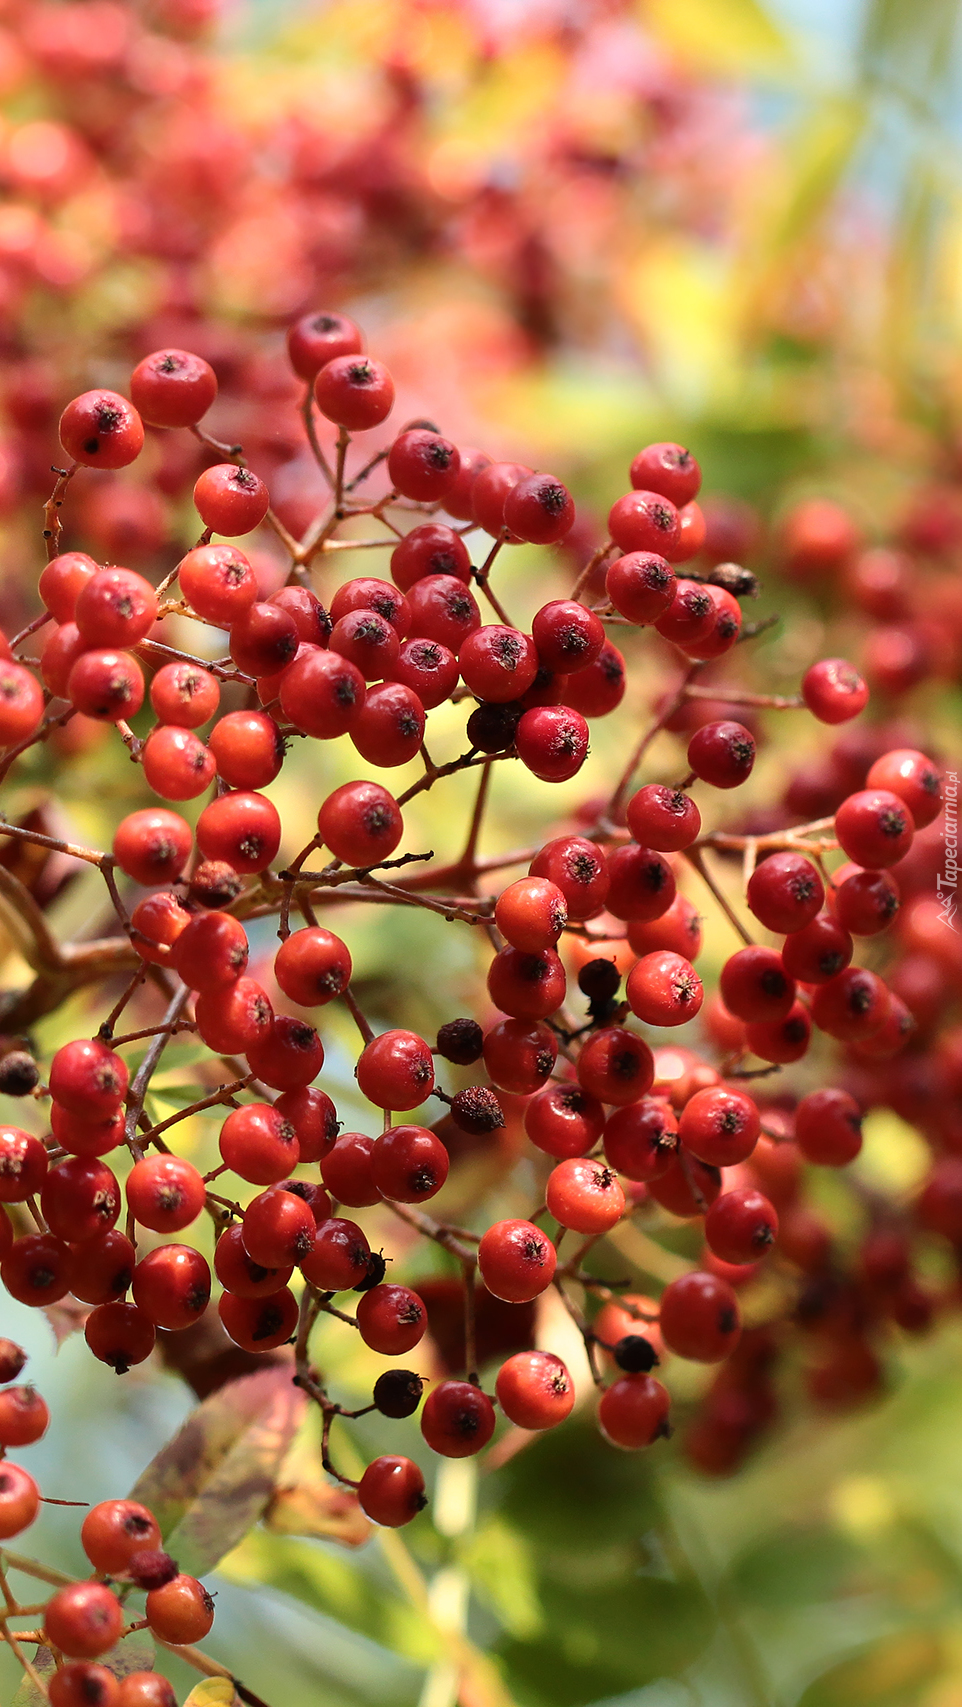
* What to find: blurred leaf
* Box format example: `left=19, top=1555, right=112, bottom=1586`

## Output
left=264, top=1477, right=371, bottom=1547
left=43, top=1294, right=91, bottom=1347
left=859, top=0, right=962, bottom=121
left=463, top=1517, right=542, bottom=1639
left=183, top=1682, right=238, bottom=1707
left=130, top=1364, right=305, bottom=1577
left=12, top=1630, right=155, bottom=1705
left=645, top=0, right=792, bottom=75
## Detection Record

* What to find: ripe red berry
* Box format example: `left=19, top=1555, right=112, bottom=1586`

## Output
left=218, top=1287, right=299, bottom=1351
left=113, top=807, right=192, bottom=885
left=835, top=788, right=914, bottom=869
left=390, top=523, right=472, bottom=592
left=41, top=1156, right=120, bottom=1243
left=678, top=1086, right=760, bottom=1167
left=41, top=622, right=86, bottom=698
left=132, top=1245, right=211, bottom=1331
left=830, top=863, right=900, bottom=935
left=0, top=663, right=43, bottom=745
left=279, top=646, right=366, bottom=737
left=351, top=681, right=426, bottom=767
left=194, top=463, right=269, bottom=535
left=242, top=1185, right=317, bottom=1267
left=142, top=725, right=215, bottom=800
left=524, top=1082, right=605, bottom=1158
left=529, top=835, right=609, bottom=920
left=459, top=625, right=539, bottom=703
left=704, top=1188, right=778, bottom=1264
left=0, top=1462, right=40, bottom=1538
left=492, top=877, right=565, bottom=953
left=60, top=389, right=144, bottom=468
left=116, top=1673, right=179, bottom=1706
left=317, top=780, right=403, bottom=867
left=515, top=705, right=589, bottom=782
left=148, top=660, right=220, bottom=727
left=300, top=1216, right=371, bottom=1290
left=866, top=748, right=942, bottom=828
left=208, top=710, right=283, bottom=789
left=81, top=1499, right=161, bottom=1573
left=0, top=1384, right=49, bottom=1446
left=356, top=1283, right=427, bottom=1354
left=810, top=966, right=889, bottom=1041
left=39, top=550, right=98, bottom=622
left=0, top=1127, right=48, bottom=1200
left=126, top=1154, right=206, bottom=1233
left=603, top=1098, right=678, bottom=1181
left=627, top=893, right=703, bottom=960
left=131, top=346, right=217, bottom=427
left=196, top=789, right=281, bottom=873
left=244, top=1014, right=324, bottom=1090
left=194, top=977, right=273, bottom=1056
left=576, top=1025, right=655, bottom=1104
left=358, top=1455, right=427, bottom=1526
left=214, top=1221, right=293, bottom=1300
left=321, top=1133, right=380, bottom=1207
left=315, top=354, right=394, bottom=430
left=49, top=1662, right=120, bottom=1707
left=483, top=1018, right=557, bottom=1094
left=608, top=490, right=680, bottom=556
left=720, top=946, right=796, bottom=1022
left=50, top=1039, right=128, bottom=1118
left=145, top=1575, right=214, bottom=1644
left=75, top=568, right=157, bottom=649
left=274, top=926, right=351, bottom=1007
left=444, top=446, right=492, bottom=521
left=746, top=851, right=824, bottom=934
left=598, top=1374, right=671, bottom=1448
left=70, top=1231, right=137, bottom=1305
left=275, top=1087, right=339, bottom=1163
left=630, top=442, right=701, bottom=506
left=178, top=544, right=258, bottom=625
left=273, top=583, right=334, bottom=642
left=84, top=1301, right=156, bottom=1372
left=406, top=575, right=480, bottom=651
left=627, top=785, right=701, bottom=852
left=627, top=952, right=704, bottom=1027
left=171, top=909, right=249, bottom=991
left=329, top=608, right=401, bottom=681
left=477, top=1218, right=557, bottom=1302
left=229, top=601, right=298, bottom=678
left=659, top=1270, right=741, bottom=1361
left=371, top=1124, right=449, bottom=1203
left=44, top=1583, right=124, bottom=1658
left=487, top=945, right=566, bottom=1019
left=801, top=658, right=869, bottom=724
left=217, top=1103, right=296, bottom=1185
left=67, top=649, right=144, bottom=721
left=744, top=1001, right=812, bottom=1063
left=502, top=472, right=575, bottom=543
left=0, top=1340, right=26, bottom=1384
left=531, top=600, right=604, bottom=675
left=606, top=844, right=676, bottom=922
left=546, top=1158, right=625, bottom=1233
left=287, top=310, right=363, bottom=379
left=794, top=1087, right=863, bottom=1165
left=471, top=461, right=532, bottom=537
left=355, top=1030, right=434, bottom=1110
left=388, top=428, right=460, bottom=501
left=421, top=1380, right=497, bottom=1457
left=605, top=551, right=676, bottom=625
left=780, top=912, right=853, bottom=982
left=496, top=1350, right=575, bottom=1429
left=653, top=578, right=716, bottom=649
left=687, top=719, right=756, bottom=789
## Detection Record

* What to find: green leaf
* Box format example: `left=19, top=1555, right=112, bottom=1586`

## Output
left=12, top=1629, right=155, bottom=1705
left=130, top=1364, right=305, bottom=1577
left=463, top=1517, right=542, bottom=1640
left=645, top=0, right=792, bottom=75
left=183, top=1682, right=238, bottom=1707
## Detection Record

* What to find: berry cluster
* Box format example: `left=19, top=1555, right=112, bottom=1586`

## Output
left=0, top=306, right=951, bottom=1696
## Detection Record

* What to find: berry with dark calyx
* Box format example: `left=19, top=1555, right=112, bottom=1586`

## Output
left=598, top=1374, right=671, bottom=1448
left=2, top=1232, right=74, bottom=1306
left=373, top=1369, right=424, bottom=1418
left=171, top=909, right=249, bottom=991
left=194, top=977, right=273, bottom=1057
left=487, top=945, right=566, bottom=1019
left=352, top=681, right=425, bottom=766
left=835, top=789, right=914, bottom=869
left=406, top=574, right=480, bottom=654
left=795, top=1087, right=863, bottom=1165
left=630, top=442, right=701, bottom=507
left=496, top=1350, right=575, bottom=1429
left=577, top=1026, right=654, bottom=1106
left=330, top=608, right=401, bottom=681
left=503, top=473, right=575, bottom=544
left=194, top=463, right=269, bottom=536
left=60, top=389, right=144, bottom=468
left=331, top=578, right=409, bottom=634
left=603, top=1098, right=678, bottom=1181
left=495, top=877, right=567, bottom=952
left=145, top=1574, right=215, bottom=1644
left=627, top=951, right=704, bottom=1027
left=214, top=1222, right=292, bottom=1298
left=688, top=719, right=756, bottom=789
left=781, top=913, right=853, bottom=983
left=612, top=1335, right=659, bottom=1373
left=129, top=891, right=190, bottom=965
left=41, top=1155, right=120, bottom=1244
left=356, top=1030, right=435, bottom=1110
left=49, top=1663, right=120, bottom=1707
left=0, top=1339, right=27, bottom=1383
left=421, top=1380, right=497, bottom=1457
left=279, top=647, right=366, bottom=738
left=131, top=346, right=217, bottom=427
left=113, top=808, right=192, bottom=886
left=242, top=1185, right=316, bottom=1266
left=530, top=834, right=609, bottom=920
left=0, top=1126, right=48, bottom=1200
left=391, top=525, right=472, bottom=592
left=81, top=1498, right=161, bottom=1574
left=50, top=1039, right=128, bottom=1119
left=609, top=490, right=680, bottom=556
left=371, top=1123, right=449, bottom=1202
left=810, top=966, right=889, bottom=1041
left=524, top=1082, right=605, bottom=1158
left=390, top=637, right=459, bottom=709
left=275, top=926, right=352, bottom=1007
left=196, top=789, right=282, bottom=874
left=471, top=460, right=533, bottom=537
left=315, top=354, right=395, bottom=431
left=388, top=429, right=460, bottom=501
left=830, top=864, right=900, bottom=935
left=317, top=779, right=403, bottom=867
left=627, top=784, right=701, bottom=851
left=746, top=851, right=824, bottom=934
left=274, top=1086, right=339, bottom=1164
left=653, top=578, right=716, bottom=649
left=44, top=1583, right=125, bottom=1659
left=516, top=705, right=589, bottom=782
left=0, top=664, right=45, bottom=745
left=704, top=1188, right=779, bottom=1264
left=71, top=1232, right=136, bottom=1306
left=436, top=1018, right=484, bottom=1065
left=744, top=1000, right=811, bottom=1063
left=75, top=567, right=157, bottom=649
left=606, top=844, right=676, bottom=922
left=0, top=1462, right=40, bottom=1538
left=720, top=945, right=796, bottom=1022
left=679, top=1085, right=760, bottom=1167
left=606, top=551, right=676, bottom=624
left=0, top=1384, right=48, bottom=1446
left=563, top=640, right=626, bottom=717
left=532, top=599, right=604, bottom=675
left=483, top=1018, right=557, bottom=1094
left=148, top=661, right=219, bottom=729
left=356, top=1283, right=427, bottom=1355
left=866, top=748, right=942, bottom=827
left=229, top=601, right=298, bottom=678
left=126, top=1154, right=205, bottom=1233
left=801, top=658, right=869, bottom=724
left=449, top=1086, right=505, bottom=1135
left=300, top=1217, right=371, bottom=1290
left=209, top=709, right=284, bottom=790
left=478, top=1218, right=557, bottom=1302
left=321, top=1133, right=380, bottom=1207
left=116, top=1671, right=178, bottom=1705
left=273, top=583, right=334, bottom=643
left=131, top=1244, right=211, bottom=1331
left=126, top=1549, right=179, bottom=1591
left=84, top=1302, right=156, bottom=1372
left=659, top=1271, right=741, bottom=1362
left=287, top=310, right=363, bottom=379
left=218, top=1288, right=299, bottom=1351
left=177, top=544, right=258, bottom=625
left=546, top=1157, right=625, bottom=1234
left=459, top=625, right=539, bottom=703
left=358, top=1455, right=427, bottom=1526
left=67, top=649, right=144, bottom=722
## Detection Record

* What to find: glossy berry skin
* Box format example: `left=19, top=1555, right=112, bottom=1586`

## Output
left=781, top=913, right=853, bottom=983
left=478, top=1218, right=557, bottom=1302
left=209, top=710, right=283, bottom=789
left=115, top=1674, right=177, bottom=1707
left=794, top=1087, right=862, bottom=1165
left=41, top=623, right=85, bottom=698
left=125, top=1241, right=212, bottom=1332
left=229, top=601, right=298, bottom=678
left=130, top=347, right=217, bottom=427
left=177, top=544, right=258, bottom=625
left=126, top=1154, right=206, bottom=1234
left=530, top=835, right=609, bottom=920
left=608, top=490, right=680, bottom=556
left=275, top=926, right=352, bottom=1007
left=704, top=1189, right=778, bottom=1264
left=48, top=1662, right=120, bottom=1707
left=317, top=780, right=402, bottom=867
left=358, top=1455, right=426, bottom=1526
left=658, top=1271, right=741, bottom=1362
left=60, top=390, right=144, bottom=468
left=113, top=808, right=192, bottom=886
left=242, top=1185, right=316, bottom=1267
left=2, top=1232, right=74, bottom=1306
left=866, top=748, right=942, bottom=827
left=218, top=1287, right=299, bottom=1351
left=0, top=1127, right=48, bottom=1201
left=483, top=1018, right=557, bottom=1094
left=217, top=1103, right=297, bottom=1185
left=496, top=1351, right=575, bottom=1429
left=605, top=551, right=676, bottom=625
left=196, top=790, right=281, bottom=874
left=83, top=1302, right=156, bottom=1372
left=350, top=1273, right=423, bottom=1351
left=557, top=640, right=626, bottom=717
left=214, top=1222, right=292, bottom=1299
left=44, top=1583, right=125, bottom=1659
left=408, top=568, right=480, bottom=646
left=627, top=893, right=703, bottom=961
left=81, top=1499, right=161, bottom=1574
left=801, top=658, right=869, bottom=724
left=388, top=429, right=460, bottom=501
left=390, top=524, right=472, bottom=592
left=547, top=1159, right=625, bottom=1234
left=627, top=952, right=704, bottom=1027
left=390, top=637, right=459, bottom=708
left=830, top=864, right=899, bottom=935
left=142, top=725, right=215, bottom=800
left=653, top=578, right=715, bottom=649
left=194, top=463, right=269, bottom=535
left=531, top=600, right=604, bottom=675
left=275, top=583, right=335, bottom=642
left=810, top=967, right=889, bottom=1041
left=421, top=1381, right=497, bottom=1458
left=515, top=705, right=589, bottom=782
left=835, top=789, right=914, bottom=869
left=627, top=785, right=701, bottom=852
left=720, top=946, right=796, bottom=1023
left=68, top=649, right=144, bottom=722
left=524, top=1083, right=605, bottom=1158
left=577, top=1026, right=654, bottom=1105
left=50, top=1040, right=128, bottom=1119
left=39, top=551, right=98, bottom=622
left=275, top=1086, right=339, bottom=1164
left=678, top=1086, right=760, bottom=1167
left=287, top=310, right=363, bottom=379
left=300, top=1217, right=371, bottom=1290
left=0, top=1462, right=40, bottom=1538
left=503, top=473, right=575, bottom=543
left=315, top=354, right=394, bottom=430
left=70, top=1232, right=136, bottom=1306
left=371, top=1124, right=449, bottom=1203
left=355, top=1030, right=434, bottom=1111
left=471, top=461, right=532, bottom=537
left=744, top=1001, right=812, bottom=1063
left=598, top=1374, right=671, bottom=1449
left=279, top=647, right=366, bottom=737
left=687, top=719, right=756, bottom=789
left=352, top=681, right=426, bottom=767
left=145, top=1575, right=215, bottom=1644
left=75, top=568, right=157, bottom=649
left=631, top=442, right=701, bottom=506
left=41, top=1156, right=120, bottom=1244
left=0, top=1384, right=49, bottom=1446
left=321, top=1133, right=380, bottom=1207
left=494, top=877, right=567, bottom=952
left=606, top=844, right=676, bottom=922
left=195, top=978, right=273, bottom=1056
left=0, top=664, right=44, bottom=745
left=330, top=609, right=401, bottom=681
left=459, top=625, right=539, bottom=703
left=487, top=946, right=566, bottom=1019
left=746, top=852, right=824, bottom=934
left=603, top=1098, right=678, bottom=1182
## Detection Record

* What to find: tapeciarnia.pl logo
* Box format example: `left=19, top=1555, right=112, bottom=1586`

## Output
left=937, top=770, right=959, bottom=929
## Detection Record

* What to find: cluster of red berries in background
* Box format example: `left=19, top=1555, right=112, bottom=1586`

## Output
left=0, top=302, right=954, bottom=1698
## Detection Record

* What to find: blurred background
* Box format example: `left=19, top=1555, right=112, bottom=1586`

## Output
left=4, top=1, right=962, bottom=1705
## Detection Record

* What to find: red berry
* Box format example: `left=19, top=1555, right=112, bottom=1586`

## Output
left=653, top=578, right=716, bottom=649
left=41, top=622, right=86, bottom=698
left=218, top=1103, right=297, bottom=1185
left=142, top=724, right=215, bottom=800
left=177, top=544, right=258, bottom=625
left=659, top=1270, right=741, bottom=1361
left=371, top=1124, right=449, bottom=1203
left=687, top=719, right=756, bottom=789
left=830, top=863, right=900, bottom=935
left=605, top=551, right=676, bottom=624
left=746, top=851, right=824, bottom=934
left=60, top=390, right=143, bottom=468
left=795, top=1087, right=863, bottom=1165
left=196, top=789, right=281, bottom=873
left=355, top=1029, right=434, bottom=1110
left=603, top=1098, right=678, bottom=1181
left=704, top=1188, right=778, bottom=1264
left=287, top=310, right=363, bottom=379
left=126, top=1154, right=206, bottom=1233
left=390, top=524, right=471, bottom=592
left=132, top=1244, right=210, bottom=1331
left=598, top=1374, right=671, bottom=1448
left=719, top=946, right=795, bottom=1022
left=487, top=945, right=566, bottom=1019
left=39, top=551, right=98, bottom=622
left=530, top=835, right=609, bottom=920
left=113, top=808, right=192, bottom=885
left=218, top=1287, right=299, bottom=1351
left=477, top=1218, right=557, bottom=1302
left=421, top=1380, right=496, bottom=1457
left=357, top=1283, right=427, bottom=1354
left=50, top=1039, right=128, bottom=1118
left=577, top=1025, right=655, bottom=1104
left=626, top=785, right=700, bottom=852
left=273, top=583, right=334, bottom=643
left=75, top=568, right=157, bottom=649
left=835, top=789, right=914, bottom=869
left=245, top=1014, right=324, bottom=1090
left=459, top=625, right=539, bottom=703
left=67, top=649, right=144, bottom=721
left=524, top=1082, right=605, bottom=1158
left=194, top=463, right=269, bottom=535
left=678, top=1086, right=760, bottom=1167
left=329, top=608, right=401, bottom=681
left=744, top=1001, right=811, bottom=1063
left=321, top=1133, right=380, bottom=1207
left=682, top=584, right=742, bottom=660
left=0, top=1462, right=40, bottom=1537
left=865, top=749, right=942, bottom=830
left=317, top=780, right=403, bottom=867
left=606, top=844, right=676, bottom=922
left=502, top=472, right=575, bottom=544
left=351, top=681, right=426, bottom=767
left=70, top=1231, right=137, bottom=1305
left=300, top=1216, right=371, bottom=1290
left=405, top=578, right=480, bottom=657
left=45, top=1582, right=124, bottom=1658
left=546, top=1157, right=625, bottom=1233
left=314, top=354, right=394, bottom=430
left=116, top=1673, right=178, bottom=1706
left=496, top=1350, right=575, bottom=1429
left=358, top=1455, right=426, bottom=1526
left=215, top=1221, right=293, bottom=1298
left=515, top=705, right=589, bottom=782
left=388, top=429, right=460, bottom=501
left=0, top=1384, right=49, bottom=1446
left=131, top=346, right=217, bottom=427
left=145, top=1575, right=214, bottom=1644
left=279, top=646, right=366, bottom=737
left=84, top=1301, right=156, bottom=1372
left=531, top=599, right=604, bottom=674
left=627, top=952, right=703, bottom=1027
left=49, top=1662, right=120, bottom=1707
left=801, top=658, right=869, bottom=724
left=810, top=966, right=889, bottom=1041
left=242, top=1186, right=316, bottom=1267
left=444, top=446, right=492, bottom=521
left=630, top=442, right=701, bottom=506
left=229, top=601, right=298, bottom=677
left=41, top=1156, right=120, bottom=1243
left=208, top=710, right=283, bottom=789
left=627, top=892, right=703, bottom=960
left=2, top=1231, right=72, bottom=1306
left=171, top=910, right=249, bottom=992
left=608, top=490, right=680, bottom=556
left=276, top=1086, right=338, bottom=1162
left=0, top=663, right=43, bottom=744
left=0, top=1127, right=48, bottom=1200
left=81, top=1499, right=161, bottom=1573
left=148, top=660, right=220, bottom=727
left=471, top=461, right=532, bottom=537
left=194, top=977, right=273, bottom=1055
left=483, top=1018, right=557, bottom=1094
left=274, top=926, right=352, bottom=1007
left=780, top=912, right=853, bottom=983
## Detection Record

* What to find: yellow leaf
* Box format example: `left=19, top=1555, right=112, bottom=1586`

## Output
left=183, top=1682, right=237, bottom=1707
left=643, top=0, right=792, bottom=75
